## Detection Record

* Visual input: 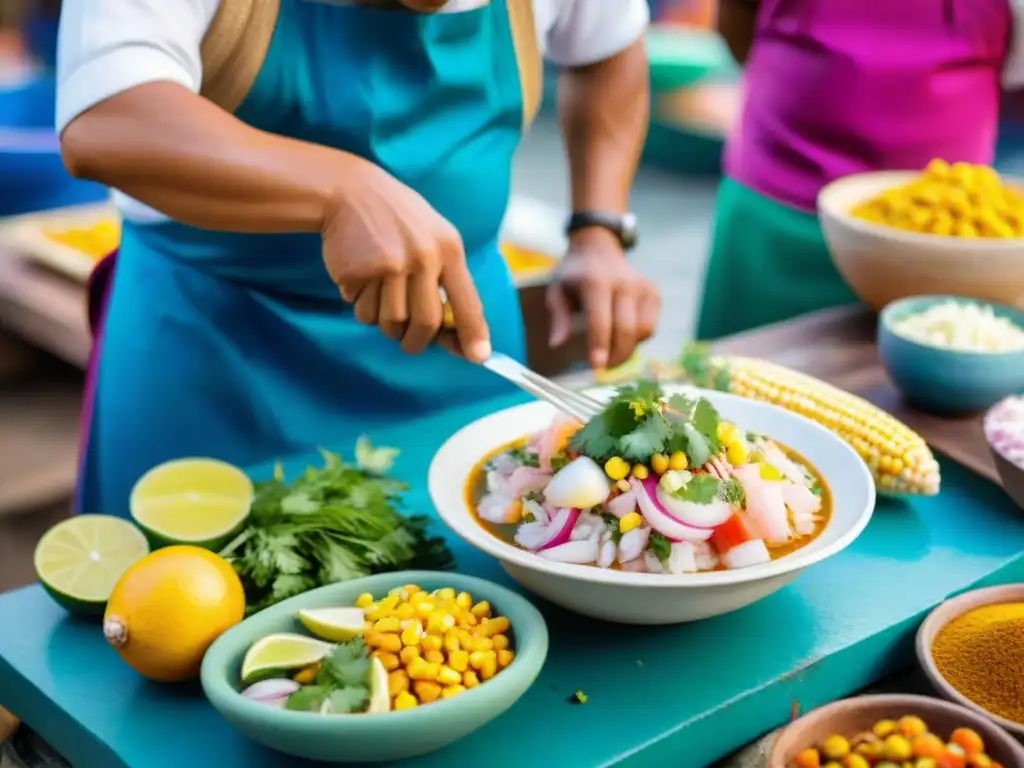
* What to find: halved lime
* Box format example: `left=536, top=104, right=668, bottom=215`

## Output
left=296, top=607, right=366, bottom=642
left=241, top=633, right=334, bottom=684
left=34, top=515, right=150, bottom=615
left=129, top=458, right=253, bottom=550
left=366, top=655, right=391, bottom=714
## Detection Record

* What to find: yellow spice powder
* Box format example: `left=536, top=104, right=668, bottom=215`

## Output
left=931, top=601, right=1024, bottom=724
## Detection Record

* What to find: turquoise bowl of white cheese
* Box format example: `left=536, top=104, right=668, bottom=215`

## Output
left=878, top=296, right=1024, bottom=415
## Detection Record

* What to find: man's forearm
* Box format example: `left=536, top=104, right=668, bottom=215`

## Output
left=558, top=37, right=649, bottom=228
left=60, top=81, right=377, bottom=234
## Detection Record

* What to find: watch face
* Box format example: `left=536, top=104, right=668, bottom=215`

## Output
left=621, top=212, right=638, bottom=248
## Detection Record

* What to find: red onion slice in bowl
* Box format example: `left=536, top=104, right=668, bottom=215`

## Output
left=630, top=477, right=713, bottom=543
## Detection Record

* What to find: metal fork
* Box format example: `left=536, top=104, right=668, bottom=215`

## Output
left=482, top=353, right=605, bottom=423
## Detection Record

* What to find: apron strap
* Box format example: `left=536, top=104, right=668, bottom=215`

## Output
left=506, top=0, right=543, bottom=130
left=199, top=0, right=281, bottom=113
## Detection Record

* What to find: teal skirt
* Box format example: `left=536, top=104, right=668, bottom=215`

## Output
left=695, top=177, right=858, bottom=340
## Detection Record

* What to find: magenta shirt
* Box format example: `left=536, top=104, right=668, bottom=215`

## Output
left=725, top=0, right=1011, bottom=212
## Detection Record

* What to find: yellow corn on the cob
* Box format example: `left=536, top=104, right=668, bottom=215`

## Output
left=679, top=346, right=940, bottom=496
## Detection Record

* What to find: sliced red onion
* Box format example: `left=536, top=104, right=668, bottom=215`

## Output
left=241, top=678, right=301, bottom=704
left=534, top=507, right=581, bottom=551
left=631, top=477, right=713, bottom=543
left=656, top=485, right=732, bottom=528
left=721, top=539, right=771, bottom=570
left=539, top=540, right=600, bottom=564
left=604, top=490, right=637, bottom=520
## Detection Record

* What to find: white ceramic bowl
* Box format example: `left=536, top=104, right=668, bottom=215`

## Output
left=818, top=170, right=1024, bottom=312
left=428, top=385, right=875, bottom=625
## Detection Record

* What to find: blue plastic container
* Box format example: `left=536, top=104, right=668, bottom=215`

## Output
left=0, top=76, right=108, bottom=216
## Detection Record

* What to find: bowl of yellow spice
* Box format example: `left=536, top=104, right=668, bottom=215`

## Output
left=817, top=160, right=1024, bottom=312
left=917, top=583, right=1024, bottom=739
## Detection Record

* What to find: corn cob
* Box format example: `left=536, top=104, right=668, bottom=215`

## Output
left=679, top=344, right=941, bottom=496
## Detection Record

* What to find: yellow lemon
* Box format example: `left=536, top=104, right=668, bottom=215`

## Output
left=103, top=546, right=245, bottom=682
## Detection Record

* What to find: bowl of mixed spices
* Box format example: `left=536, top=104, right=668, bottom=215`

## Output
left=917, top=584, right=1024, bottom=738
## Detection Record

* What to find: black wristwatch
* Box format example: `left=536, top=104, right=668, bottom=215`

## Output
left=566, top=210, right=638, bottom=251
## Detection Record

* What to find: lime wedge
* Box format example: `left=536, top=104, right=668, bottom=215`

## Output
left=296, top=607, right=367, bottom=642
left=241, top=633, right=334, bottom=684
left=366, top=655, right=391, bottom=714
left=34, top=515, right=150, bottom=615
left=130, top=458, right=253, bottom=550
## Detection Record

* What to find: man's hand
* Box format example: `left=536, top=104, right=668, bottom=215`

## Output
left=321, top=162, right=492, bottom=363
left=546, top=229, right=660, bottom=370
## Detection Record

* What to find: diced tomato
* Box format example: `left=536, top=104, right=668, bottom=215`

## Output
left=711, top=512, right=761, bottom=553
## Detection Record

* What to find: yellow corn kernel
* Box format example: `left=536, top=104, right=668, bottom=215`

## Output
left=441, top=684, right=467, bottom=699
left=378, top=595, right=400, bottom=613
left=414, top=601, right=435, bottom=619
left=401, top=620, right=424, bottom=646
left=631, top=464, right=649, bottom=480
left=615, top=479, right=631, bottom=493
left=355, top=592, right=374, bottom=608
left=726, top=442, right=749, bottom=466
left=375, top=651, right=400, bottom=671
left=460, top=611, right=478, bottom=628
left=717, top=422, right=738, bottom=444
left=455, top=591, right=473, bottom=611
left=443, top=630, right=461, bottom=653
left=680, top=350, right=941, bottom=496
left=491, top=634, right=509, bottom=651
left=479, top=655, right=498, bottom=680
left=399, top=646, right=420, bottom=665
left=420, top=634, right=443, bottom=653
left=407, top=657, right=440, bottom=681
left=437, top=665, right=462, bottom=686
left=410, top=590, right=430, bottom=604
left=388, top=669, right=410, bottom=696
left=469, top=650, right=496, bottom=671
left=471, top=636, right=494, bottom=652
left=497, top=649, right=514, bottom=668
left=448, top=649, right=470, bottom=672
left=363, top=632, right=384, bottom=648
left=292, top=664, right=319, bottom=685
left=434, top=587, right=456, bottom=601
left=470, top=601, right=492, bottom=620
left=414, top=681, right=442, bottom=703
left=373, top=617, right=401, bottom=634
left=604, top=457, right=630, bottom=481
left=457, top=628, right=474, bottom=648
left=650, top=453, right=669, bottom=475
left=426, top=611, right=455, bottom=635
left=619, top=511, right=643, bottom=534
left=394, top=691, right=418, bottom=710
left=669, top=451, right=688, bottom=471
left=463, top=670, right=481, bottom=688
left=403, top=583, right=421, bottom=595
left=481, top=616, right=510, bottom=636
left=424, top=649, right=445, bottom=665
left=394, top=601, right=416, bottom=620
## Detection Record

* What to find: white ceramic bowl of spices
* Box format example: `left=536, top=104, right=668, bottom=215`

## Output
left=916, top=583, right=1024, bottom=737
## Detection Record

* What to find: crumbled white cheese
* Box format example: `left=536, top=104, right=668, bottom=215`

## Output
left=893, top=301, right=1024, bottom=353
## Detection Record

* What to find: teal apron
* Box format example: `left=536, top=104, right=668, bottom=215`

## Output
left=694, top=177, right=858, bottom=340
left=77, top=0, right=533, bottom=515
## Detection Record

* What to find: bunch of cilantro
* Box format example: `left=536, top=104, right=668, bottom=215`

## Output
left=568, top=380, right=723, bottom=467
left=220, top=437, right=454, bottom=614
left=286, top=639, right=373, bottom=714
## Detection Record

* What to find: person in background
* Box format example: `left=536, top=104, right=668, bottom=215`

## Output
left=57, top=0, right=660, bottom=515
left=697, top=0, right=1024, bottom=339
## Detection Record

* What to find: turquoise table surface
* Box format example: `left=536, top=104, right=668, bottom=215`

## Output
left=3, top=392, right=1024, bottom=768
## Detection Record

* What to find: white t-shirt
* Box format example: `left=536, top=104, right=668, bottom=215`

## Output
left=55, top=0, right=648, bottom=222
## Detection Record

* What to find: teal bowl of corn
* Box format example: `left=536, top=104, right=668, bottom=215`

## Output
left=201, top=571, right=548, bottom=763
left=878, top=296, right=1024, bottom=416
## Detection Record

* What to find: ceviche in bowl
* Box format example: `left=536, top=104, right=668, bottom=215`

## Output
left=429, top=382, right=875, bottom=624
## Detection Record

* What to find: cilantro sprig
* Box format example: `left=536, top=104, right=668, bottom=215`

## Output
left=568, top=382, right=722, bottom=467
left=220, top=438, right=454, bottom=614
left=286, top=639, right=371, bottom=714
